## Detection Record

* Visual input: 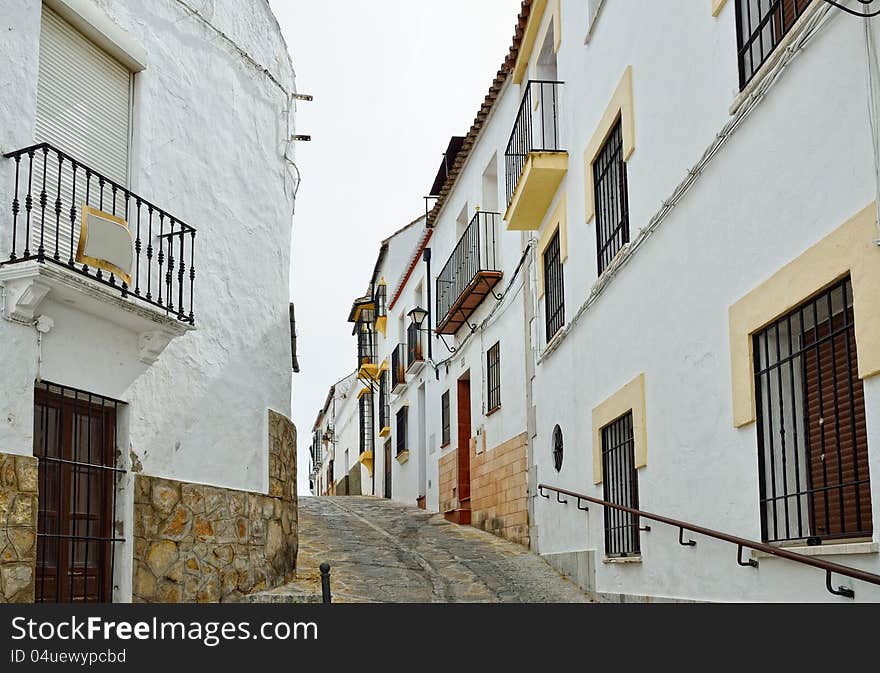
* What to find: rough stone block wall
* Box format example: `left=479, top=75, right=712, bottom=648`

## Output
left=0, top=453, right=38, bottom=603
left=470, top=433, right=529, bottom=546
left=131, top=410, right=297, bottom=603
left=438, top=450, right=458, bottom=514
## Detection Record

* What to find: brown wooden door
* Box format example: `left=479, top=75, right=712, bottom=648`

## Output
left=457, top=377, right=471, bottom=506
left=802, top=308, right=872, bottom=540
left=35, top=387, right=116, bottom=603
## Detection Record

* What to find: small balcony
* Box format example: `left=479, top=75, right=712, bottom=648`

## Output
left=407, top=322, right=425, bottom=374
left=504, top=80, right=567, bottom=231
left=435, top=212, right=502, bottom=335
left=354, top=304, right=378, bottom=381
left=1, top=143, right=197, bottom=363
left=391, top=343, right=406, bottom=394
left=374, top=281, right=387, bottom=337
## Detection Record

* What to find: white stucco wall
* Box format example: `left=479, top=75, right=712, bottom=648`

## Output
left=0, top=0, right=295, bottom=496
left=526, top=0, right=880, bottom=602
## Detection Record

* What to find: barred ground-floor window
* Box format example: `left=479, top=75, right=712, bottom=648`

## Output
left=753, top=275, right=872, bottom=544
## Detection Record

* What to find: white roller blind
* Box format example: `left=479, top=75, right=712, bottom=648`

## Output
left=35, top=5, right=131, bottom=187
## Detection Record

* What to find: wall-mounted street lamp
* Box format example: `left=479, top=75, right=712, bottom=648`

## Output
left=408, top=305, right=456, bottom=355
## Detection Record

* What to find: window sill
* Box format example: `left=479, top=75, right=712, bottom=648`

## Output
left=728, top=0, right=822, bottom=115
left=486, top=405, right=502, bottom=418
left=395, top=450, right=410, bottom=465
left=751, top=541, right=879, bottom=560
left=603, top=555, right=642, bottom=565
left=440, top=441, right=450, bottom=450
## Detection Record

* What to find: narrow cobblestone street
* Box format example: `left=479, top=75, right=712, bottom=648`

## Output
left=266, top=497, right=591, bottom=603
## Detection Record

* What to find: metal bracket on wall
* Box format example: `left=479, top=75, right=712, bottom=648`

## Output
left=826, top=571, right=855, bottom=599
left=737, top=545, right=758, bottom=568
left=679, top=528, right=696, bottom=547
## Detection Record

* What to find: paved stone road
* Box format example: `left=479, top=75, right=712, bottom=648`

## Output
left=265, top=496, right=591, bottom=603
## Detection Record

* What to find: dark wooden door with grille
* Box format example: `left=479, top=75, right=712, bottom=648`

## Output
left=34, top=386, right=116, bottom=603
left=802, top=307, right=872, bottom=540
left=384, top=439, right=392, bottom=499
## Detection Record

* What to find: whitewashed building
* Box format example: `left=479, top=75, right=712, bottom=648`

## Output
left=317, top=0, right=880, bottom=602
left=0, top=0, right=298, bottom=603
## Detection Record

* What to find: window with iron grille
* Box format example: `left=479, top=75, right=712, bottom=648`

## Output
left=543, top=230, right=565, bottom=341
left=552, top=425, right=564, bottom=472
left=601, top=411, right=641, bottom=557
left=379, top=371, right=390, bottom=431
left=594, top=119, right=629, bottom=276
left=441, top=391, right=450, bottom=446
left=753, top=276, right=872, bottom=544
left=358, top=392, right=374, bottom=456
left=735, top=0, right=811, bottom=89
left=396, top=407, right=408, bottom=456
left=487, top=342, right=501, bottom=413
left=34, top=382, right=124, bottom=603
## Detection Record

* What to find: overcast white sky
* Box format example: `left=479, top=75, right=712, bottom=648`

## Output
left=270, top=1, right=523, bottom=494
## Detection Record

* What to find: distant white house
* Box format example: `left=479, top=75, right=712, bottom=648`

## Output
left=0, top=0, right=298, bottom=604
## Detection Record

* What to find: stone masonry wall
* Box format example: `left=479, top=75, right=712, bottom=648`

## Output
left=438, top=434, right=529, bottom=546
left=0, top=453, right=38, bottom=603
left=132, top=410, right=297, bottom=603
left=470, top=433, right=529, bottom=546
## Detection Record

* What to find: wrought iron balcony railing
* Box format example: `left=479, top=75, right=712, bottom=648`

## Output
left=504, top=80, right=564, bottom=207
left=391, top=343, right=406, bottom=392
left=407, top=322, right=424, bottom=370
left=2, top=143, right=197, bottom=323
left=435, top=211, right=502, bottom=335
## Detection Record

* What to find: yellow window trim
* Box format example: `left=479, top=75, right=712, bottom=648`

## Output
left=537, top=193, right=568, bottom=299
left=513, top=0, right=561, bottom=85
left=729, top=202, right=880, bottom=428
left=592, top=373, right=647, bottom=485
left=712, top=0, right=728, bottom=17
left=357, top=386, right=371, bottom=400
left=583, top=65, right=635, bottom=224
left=379, top=358, right=389, bottom=373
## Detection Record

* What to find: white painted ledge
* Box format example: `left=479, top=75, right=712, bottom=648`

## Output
left=603, top=555, right=643, bottom=564
left=752, top=541, right=879, bottom=560
left=0, top=260, right=191, bottom=364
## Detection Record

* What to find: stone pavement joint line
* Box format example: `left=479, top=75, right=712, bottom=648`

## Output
left=257, top=496, right=593, bottom=604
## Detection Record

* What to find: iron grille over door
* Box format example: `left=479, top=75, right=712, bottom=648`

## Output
left=754, top=276, right=872, bottom=543
left=601, top=411, right=640, bottom=557
left=543, top=230, right=564, bottom=341
left=735, top=0, right=811, bottom=88
left=594, top=119, right=629, bottom=276
left=34, top=382, right=124, bottom=603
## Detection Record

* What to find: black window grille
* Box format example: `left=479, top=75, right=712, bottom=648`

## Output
left=594, top=119, right=629, bottom=276
left=487, top=342, right=501, bottom=412
left=34, top=381, right=125, bottom=603
left=552, top=425, right=564, bottom=472
left=356, top=316, right=375, bottom=371
left=753, top=276, right=872, bottom=544
left=543, top=229, right=565, bottom=341
left=407, top=322, right=424, bottom=369
left=441, top=391, right=451, bottom=447
left=735, top=0, right=811, bottom=89
left=396, top=407, right=408, bottom=456
left=391, top=344, right=406, bottom=390
left=601, top=411, right=641, bottom=557
left=358, top=391, right=374, bottom=456
left=378, top=371, right=390, bottom=431
left=374, top=283, right=387, bottom=319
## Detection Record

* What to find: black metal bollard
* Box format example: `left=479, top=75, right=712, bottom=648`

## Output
left=319, top=562, right=332, bottom=604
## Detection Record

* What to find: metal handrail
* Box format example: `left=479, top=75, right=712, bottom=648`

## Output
left=538, top=483, right=880, bottom=599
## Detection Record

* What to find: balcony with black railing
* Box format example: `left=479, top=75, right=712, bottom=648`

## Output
left=406, top=322, right=425, bottom=373
left=1, top=143, right=197, bottom=323
left=436, top=211, right=502, bottom=335
left=504, top=80, right=567, bottom=231
left=391, top=343, right=406, bottom=393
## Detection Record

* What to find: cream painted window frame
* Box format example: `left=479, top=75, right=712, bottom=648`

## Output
left=583, top=65, right=635, bottom=224
left=537, top=194, right=568, bottom=299
left=712, top=0, right=728, bottom=17
left=592, top=373, right=647, bottom=485
left=728, top=203, right=880, bottom=428
left=585, top=0, right=607, bottom=44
